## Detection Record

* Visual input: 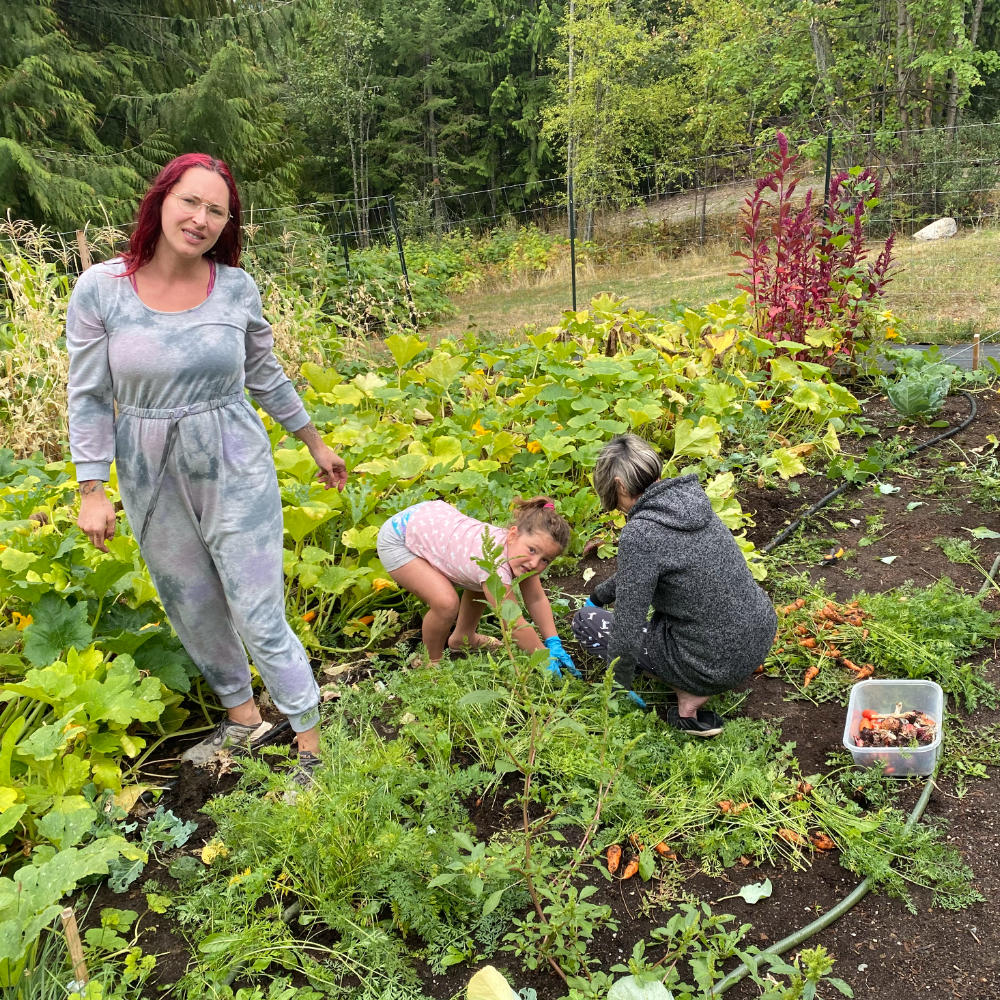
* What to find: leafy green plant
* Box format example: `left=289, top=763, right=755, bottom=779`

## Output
left=0, top=839, right=137, bottom=987
left=885, top=367, right=951, bottom=422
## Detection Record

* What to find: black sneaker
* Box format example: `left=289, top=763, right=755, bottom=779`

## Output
left=180, top=718, right=282, bottom=765
left=666, top=706, right=724, bottom=738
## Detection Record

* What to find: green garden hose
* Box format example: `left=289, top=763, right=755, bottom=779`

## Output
left=711, top=772, right=938, bottom=995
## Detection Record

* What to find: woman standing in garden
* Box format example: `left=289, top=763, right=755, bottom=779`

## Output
left=573, top=434, right=776, bottom=736
left=67, top=153, right=346, bottom=781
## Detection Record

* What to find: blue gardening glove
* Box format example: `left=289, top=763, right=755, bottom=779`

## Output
left=627, top=690, right=648, bottom=709
left=543, top=636, right=582, bottom=678
left=613, top=683, right=647, bottom=709
left=582, top=596, right=599, bottom=608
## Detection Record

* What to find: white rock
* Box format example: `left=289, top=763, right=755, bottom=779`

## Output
left=913, top=217, right=958, bottom=241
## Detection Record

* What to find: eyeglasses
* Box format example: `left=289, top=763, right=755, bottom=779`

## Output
left=169, top=192, right=231, bottom=223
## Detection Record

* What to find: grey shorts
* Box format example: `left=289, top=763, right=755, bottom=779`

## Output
left=376, top=516, right=417, bottom=572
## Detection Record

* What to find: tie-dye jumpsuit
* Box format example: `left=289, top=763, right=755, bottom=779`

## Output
left=66, top=258, right=320, bottom=733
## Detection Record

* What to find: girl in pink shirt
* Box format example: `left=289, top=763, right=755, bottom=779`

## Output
left=376, top=497, right=579, bottom=675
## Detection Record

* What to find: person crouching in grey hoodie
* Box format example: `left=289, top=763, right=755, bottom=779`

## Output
left=572, top=434, right=777, bottom=736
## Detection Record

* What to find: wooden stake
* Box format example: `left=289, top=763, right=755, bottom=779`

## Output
left=75, top=230, right=92, bottom=272
left=60, top=907, right=89, bottom=985
left=972, top=332, right=981, bottom=371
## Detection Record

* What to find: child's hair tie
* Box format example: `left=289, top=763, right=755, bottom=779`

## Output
left=543, top=502, right=555, bottom=510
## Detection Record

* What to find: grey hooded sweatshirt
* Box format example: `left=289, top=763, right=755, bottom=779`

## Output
left=591, top=474, right=777, bottom=695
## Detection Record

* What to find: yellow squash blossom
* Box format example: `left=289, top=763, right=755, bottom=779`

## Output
left=754, top=399, right=774, bottom=412
left=12, top=612, right=32, bottom=630
left=372, top=578, right=396, bottom=591
left=526, top=441, right=542, bottom=454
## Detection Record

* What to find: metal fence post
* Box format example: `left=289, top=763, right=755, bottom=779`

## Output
left=387, top=195, right=418, bottom=330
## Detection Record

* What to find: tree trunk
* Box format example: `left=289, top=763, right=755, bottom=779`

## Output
left=809, top=15, right=841, bottom=108
left=953, top=0, right=988, bottom=129
left=425, top=59, right=444, bottom=234
left=895, top=0, right=911, bottom=130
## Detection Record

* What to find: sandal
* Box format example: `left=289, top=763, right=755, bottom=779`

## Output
left=448, top=633, right=502, bottom=654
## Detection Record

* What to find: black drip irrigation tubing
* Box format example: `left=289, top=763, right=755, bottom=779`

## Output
left=707, top=388, right=980, bottom=995
left=762, top=389, right=978, bottom=555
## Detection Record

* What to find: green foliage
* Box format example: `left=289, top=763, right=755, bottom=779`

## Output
left=885, top=368, right=952, bottom=422
left=0, top=2, right=142, bottom=226
left=0, top=838, right=134, bottom=987
left=170, top=635, right=978, bottom=995
left=768, top=579, right=999, bottom=710
left=856, top=579, right=999, bottom=710
left=839, top=812, right=983, bottom=913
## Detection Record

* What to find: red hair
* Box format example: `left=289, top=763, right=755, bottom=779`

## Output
left=120, top=153, right=242, bottom=276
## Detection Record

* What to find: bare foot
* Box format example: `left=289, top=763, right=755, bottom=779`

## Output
left=447, top=632, right=502, bottom=654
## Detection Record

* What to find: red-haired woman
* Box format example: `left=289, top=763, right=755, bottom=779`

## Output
left=67, top=153, right=345, bottom=784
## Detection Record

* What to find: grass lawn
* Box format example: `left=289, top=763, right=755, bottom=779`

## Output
left=429, top=226, right=1000, bottom=345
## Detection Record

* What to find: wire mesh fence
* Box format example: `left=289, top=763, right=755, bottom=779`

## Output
left=5, top=121, right=1000, bottom=334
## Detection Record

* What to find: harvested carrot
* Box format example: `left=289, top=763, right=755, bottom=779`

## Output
left=621, top=858, right=639, bottom=880
left=842, top=658, right=861, bottom=672
left=861, top=709, right=877, bottom=720
left=803, top=666, right=820, bottom=687
left=606, top=845, right=622, bottom=874
left=718, top=800, right=733, bottom=813
left=797, top=780, right=813, bottom=795
left=777, top=828, right=807, bottom=846
left=799, top=637, right=817, bottom=649
left=794, top=624, right=810, bottom=636
left=731, top=802, right=750, bottom=815
left=810, top=832, right=836, bottom=851
left=653, top=841, right=674, bottom=856
left=301, top=610, right=317, bottom=623
left=856, top=664, right=874, bottom=679
left=826, top=647, right=842, bottom=658
left=794, top=598, right=806, bottom=609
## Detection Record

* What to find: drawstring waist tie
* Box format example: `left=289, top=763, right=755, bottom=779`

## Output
left=119, top=392, right=245, bottom=545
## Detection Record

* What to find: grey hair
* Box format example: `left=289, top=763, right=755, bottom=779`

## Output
left=593, top=434, right=663, bottom=511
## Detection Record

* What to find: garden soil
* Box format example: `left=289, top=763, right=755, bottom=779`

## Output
left=102, top=388, right=1000, bottom=1000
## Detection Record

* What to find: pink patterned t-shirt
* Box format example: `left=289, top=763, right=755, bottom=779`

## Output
left=403, top=501, right=513, bottom=590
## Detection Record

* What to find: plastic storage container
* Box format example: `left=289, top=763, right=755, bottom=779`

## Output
left=842, top=679, right=943, bottom=775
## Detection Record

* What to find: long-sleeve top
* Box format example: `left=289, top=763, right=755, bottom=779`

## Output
left=67, top=257, right=309, bottom=483
left=591, top=475, right=777, bottom=694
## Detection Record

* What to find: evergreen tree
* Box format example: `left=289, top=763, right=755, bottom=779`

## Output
left=0, top=0, right=140, bottom=227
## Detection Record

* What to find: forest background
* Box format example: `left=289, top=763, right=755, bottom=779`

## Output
left=5, top=0, right=1000, bottom=234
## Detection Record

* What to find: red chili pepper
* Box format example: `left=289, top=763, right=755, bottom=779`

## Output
left=861, top=709, right=876, bottom=720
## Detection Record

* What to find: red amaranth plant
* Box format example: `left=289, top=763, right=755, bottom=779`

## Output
left=736, top=132, right=895, bottom=357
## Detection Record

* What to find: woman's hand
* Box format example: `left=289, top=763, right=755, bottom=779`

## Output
left=78, top=483, right=116, bottom=552
left=292, top=423, right=347, bottom=491
left=311, top=442, right=347, bottom=491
